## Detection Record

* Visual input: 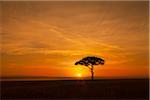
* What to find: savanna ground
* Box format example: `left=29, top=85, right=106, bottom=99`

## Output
left=1, top=79, right=149, bottom=99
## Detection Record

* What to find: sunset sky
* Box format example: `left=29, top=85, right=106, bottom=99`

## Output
left=1, top=1, right=149, bottom=79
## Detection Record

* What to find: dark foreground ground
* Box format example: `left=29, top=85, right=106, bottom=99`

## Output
left=1, top=79, right=149, bottom=99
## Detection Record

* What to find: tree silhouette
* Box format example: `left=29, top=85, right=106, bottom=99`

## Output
left=75, top=56, right=105, bottom=80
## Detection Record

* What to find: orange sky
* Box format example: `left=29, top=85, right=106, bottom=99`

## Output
left=1, top=1, right=149, bottom=78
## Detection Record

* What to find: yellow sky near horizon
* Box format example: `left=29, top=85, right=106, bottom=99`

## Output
left=1, top=1, right=149, bottom=78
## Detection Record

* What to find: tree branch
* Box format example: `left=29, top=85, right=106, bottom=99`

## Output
left=87, top=66, right=92, bottom=70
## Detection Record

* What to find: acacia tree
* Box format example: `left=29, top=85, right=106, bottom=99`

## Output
left=75, top=56, right=105, bottom=80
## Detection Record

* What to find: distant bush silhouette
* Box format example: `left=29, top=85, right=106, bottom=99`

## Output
left=75, top=56, right=105, bottom=80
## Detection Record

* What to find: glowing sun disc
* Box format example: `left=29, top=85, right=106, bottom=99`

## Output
left=77, top=73, right=82, bottom=77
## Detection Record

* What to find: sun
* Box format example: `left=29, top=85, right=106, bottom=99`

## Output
left=77, top=73, right=82, bottom=77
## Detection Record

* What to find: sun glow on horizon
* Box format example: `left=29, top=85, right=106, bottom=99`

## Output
left=77, top=73, right=82, bottom=77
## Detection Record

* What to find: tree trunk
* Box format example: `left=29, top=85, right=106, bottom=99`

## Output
left=91, top=65, right=94, bottom=80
